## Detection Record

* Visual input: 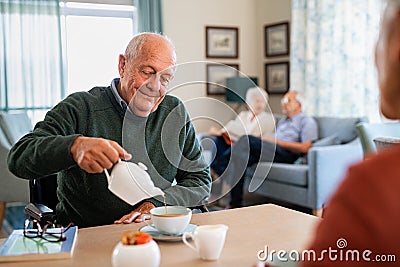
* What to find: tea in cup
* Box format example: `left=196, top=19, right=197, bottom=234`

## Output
left=182, top=224, right=228, bottom=261
left=143, top=206, right=192, bottom=235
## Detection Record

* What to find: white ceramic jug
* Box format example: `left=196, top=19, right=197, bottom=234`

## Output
left=104, top=160, right=164, bottom=205
left=182, top=224, right=229, bottom=261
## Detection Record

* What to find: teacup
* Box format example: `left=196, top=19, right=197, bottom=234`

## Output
left=182, top=224, right=228, bottom=261
left=143, top=206, right=192, bottom=235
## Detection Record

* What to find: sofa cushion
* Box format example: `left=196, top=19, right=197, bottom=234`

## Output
left=249, top=162, right=308, bottom=187
left=0, top=113, right=32, bottom=145
left=312, top=134, right=340, bottom=147
left=294, top=134, right=341, bottom=165
left=315, top=117, right=364, bottom=143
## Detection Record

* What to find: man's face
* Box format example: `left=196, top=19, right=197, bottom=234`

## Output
left=281, top=91, right=300, bottom=116
left=118, top=41, right=176, bottom=117
left=375, top=3, right=400, bottom=119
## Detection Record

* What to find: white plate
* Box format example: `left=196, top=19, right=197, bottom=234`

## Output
left=139, top=224, right=197, bottom=242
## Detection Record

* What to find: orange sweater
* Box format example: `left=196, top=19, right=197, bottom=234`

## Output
left=302, top=146, right=400, bottom=266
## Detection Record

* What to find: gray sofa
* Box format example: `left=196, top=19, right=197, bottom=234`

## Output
left=198, top=115, right=367, bottom=214
left=0, top=112, right=32, bottom=227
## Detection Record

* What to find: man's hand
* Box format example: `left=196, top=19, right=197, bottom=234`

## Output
left=262, top=136, right=276, bottom=143
left=208, top=127, right=222, bottom=136
left=70, top=136, right=132, bottom=173
left=114, top=202, right=156, bottom=224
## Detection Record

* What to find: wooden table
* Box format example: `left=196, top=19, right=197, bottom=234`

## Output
left=1, top=204, right=320, bottom=267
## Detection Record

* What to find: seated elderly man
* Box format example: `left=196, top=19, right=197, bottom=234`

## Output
left=7, top=33, right=211, bottom=228
left=211, top=90, right=318, bottom=208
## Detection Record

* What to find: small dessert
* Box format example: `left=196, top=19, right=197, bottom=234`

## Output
left=120, top=231, right=153, bottom=245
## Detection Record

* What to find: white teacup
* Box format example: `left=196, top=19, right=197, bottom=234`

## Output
left=182, top=224, right=228, bottom=261
left=143, top=206, right=192, bottom=235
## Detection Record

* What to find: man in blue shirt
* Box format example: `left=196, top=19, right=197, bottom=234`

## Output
left=211, top=90, right=318, bottom=208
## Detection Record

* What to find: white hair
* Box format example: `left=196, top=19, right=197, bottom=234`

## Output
left=124, top=32, right=176, bottom=61
left=245, top=87, right=269, bottom=104
left=288, top=90, right=306, bottom=110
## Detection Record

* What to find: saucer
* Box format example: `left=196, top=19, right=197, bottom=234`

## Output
left=139, top=224, right=197, bottom=242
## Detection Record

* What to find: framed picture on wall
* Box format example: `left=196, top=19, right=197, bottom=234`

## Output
left=206, top=63, right=239, bottom=95
left=206, top=26, right=239, bottom=58
left=265, top=22, right=289, bottom=57
left=265, top=62, right=289, bottom=94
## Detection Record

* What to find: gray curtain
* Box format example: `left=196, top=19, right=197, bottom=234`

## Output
left=135, top=0, right=163, bottom=33
left=0, top=0, right=64, bottom=121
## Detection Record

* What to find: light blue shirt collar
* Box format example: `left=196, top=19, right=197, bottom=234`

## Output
left=110, top=78, right=128, bottom=110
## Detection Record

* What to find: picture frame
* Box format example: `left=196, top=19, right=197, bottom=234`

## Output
left=265, top=62, right=290, bottom=94
left=265, top=22, right=289, bottom=57
left=206, top=26, right=239, bottom=58
left=206, top=63, right=239, bottom=95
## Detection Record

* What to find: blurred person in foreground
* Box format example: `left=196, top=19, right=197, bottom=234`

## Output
left=7, top=33, right=211, bottom=228
left=257, top=0, right=400, bottom=266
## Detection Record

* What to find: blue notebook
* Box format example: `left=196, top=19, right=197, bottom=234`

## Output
left=0, top=226, right=78, bottom=262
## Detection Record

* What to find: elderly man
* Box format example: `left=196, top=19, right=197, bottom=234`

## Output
left=8, top=33, right=211, bottom=228
left=211, top=90, right=318, bottom=208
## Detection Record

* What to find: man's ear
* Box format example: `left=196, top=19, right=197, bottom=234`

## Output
left=118, top=54, right=126, bottom=78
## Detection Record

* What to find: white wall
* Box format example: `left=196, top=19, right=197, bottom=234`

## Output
left=163, top=0, right=291, bottom=132
left=255, top=0, right=291, bottom=113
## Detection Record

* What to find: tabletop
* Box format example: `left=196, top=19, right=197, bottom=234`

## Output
left=0, top=204, right=320, bottom=267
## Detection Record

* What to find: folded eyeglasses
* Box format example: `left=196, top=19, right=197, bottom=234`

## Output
left=23, top=219, right=73, bottom=243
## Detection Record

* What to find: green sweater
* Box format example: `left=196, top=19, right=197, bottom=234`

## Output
left=8, top=86, right=211, bottom=227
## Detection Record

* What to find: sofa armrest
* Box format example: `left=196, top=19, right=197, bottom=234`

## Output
left=307, top=139, right=363, bottom=208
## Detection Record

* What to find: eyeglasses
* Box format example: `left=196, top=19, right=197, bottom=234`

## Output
left=23, top=219, right=73, bottom=243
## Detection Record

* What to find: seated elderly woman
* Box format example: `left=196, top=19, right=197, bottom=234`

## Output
left=208, top=87, right=275, bottom=170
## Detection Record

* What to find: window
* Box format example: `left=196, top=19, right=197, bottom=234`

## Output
left=61, top=2, right=136, bottom=95
left=0, top=1, right=136, bottom=124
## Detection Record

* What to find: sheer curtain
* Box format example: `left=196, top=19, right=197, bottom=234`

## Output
left=290, top=0, right=384, bottom=121
left=0, top=0, right=64, bottom=122
left=135, top=0, right=163, bottom=33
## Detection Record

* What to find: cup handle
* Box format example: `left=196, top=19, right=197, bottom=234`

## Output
left=140, top=214, right=152, bottom=226
left=182, top=232, right=197, bottom=252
